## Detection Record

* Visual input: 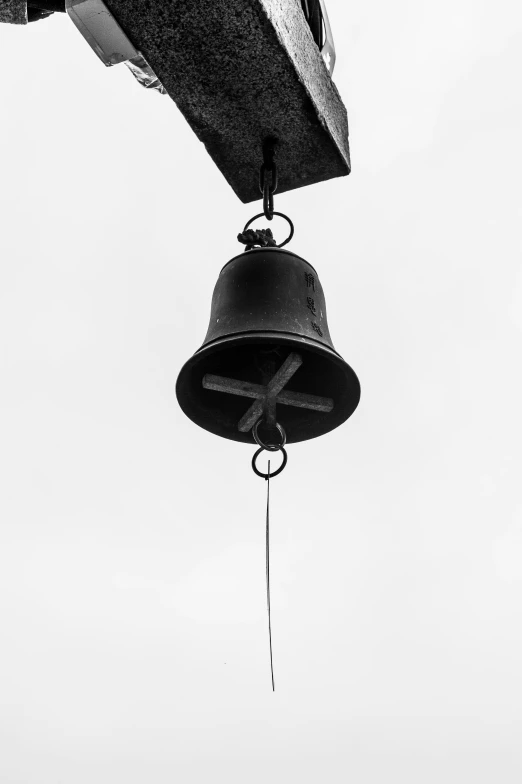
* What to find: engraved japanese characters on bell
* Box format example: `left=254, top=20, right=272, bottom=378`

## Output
left=304, top=272, right=315, bottom=291
left=306, top=296, right=317, bottom=315
left=304, top=273, right=322, bottom=335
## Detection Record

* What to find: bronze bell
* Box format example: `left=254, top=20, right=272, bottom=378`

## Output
left=176, top=247, right=360, bottom=444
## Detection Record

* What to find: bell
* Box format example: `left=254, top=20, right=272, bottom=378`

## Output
left=176, top=246, right=360, bottom=444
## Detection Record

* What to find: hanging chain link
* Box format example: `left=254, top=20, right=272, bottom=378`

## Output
left=238, top=141, right=295, bottom=250
left=259, top=138, right=279, bottom=221
left=259, top=161, right=278, bottom=221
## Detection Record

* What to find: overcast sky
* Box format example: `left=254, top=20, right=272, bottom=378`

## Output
left=1, top=1, right=522, bottom=782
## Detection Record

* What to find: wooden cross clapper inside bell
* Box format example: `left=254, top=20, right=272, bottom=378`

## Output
left=176, top=245, right=360, bottom=444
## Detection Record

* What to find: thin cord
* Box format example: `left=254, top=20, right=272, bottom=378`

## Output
left=266, top=460, right=275, bottom=692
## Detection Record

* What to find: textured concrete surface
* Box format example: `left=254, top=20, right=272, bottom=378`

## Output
left=0, top=0, right=27, bottom=24
left=104, top=0, right=350, bottom=202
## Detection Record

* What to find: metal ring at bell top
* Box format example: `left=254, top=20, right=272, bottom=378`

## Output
left=252, top=446, right=288, bottom=480
left=242, top=212, right=294, bottom=248
left=252, top=420, right=287, bottom=452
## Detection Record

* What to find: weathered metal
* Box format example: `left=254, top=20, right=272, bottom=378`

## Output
left=176, top=246, right=360, bottom=444
left=237, top=352, right=304, bottom=431
left=203, top=350, right=335, bottom=435
left=203, top=370, right=334, bottom=415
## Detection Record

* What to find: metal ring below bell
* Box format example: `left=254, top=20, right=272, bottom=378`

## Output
left=252, top=447, right=288, bottom=479
left=252, top=420, right=287, bottom=451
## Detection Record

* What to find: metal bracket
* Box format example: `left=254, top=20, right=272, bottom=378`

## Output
left=301, top=0, right=336, bottom=74
left=66, top=0, right=137, bottom=65
left=66, top=0, right=165, bottom=91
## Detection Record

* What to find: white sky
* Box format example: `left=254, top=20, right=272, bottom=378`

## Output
left=1, top=1, right=522, bottom=782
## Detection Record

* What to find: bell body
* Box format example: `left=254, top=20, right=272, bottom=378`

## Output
left=176, top=247, right=360, bottom=443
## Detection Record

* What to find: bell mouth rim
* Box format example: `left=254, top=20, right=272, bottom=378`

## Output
left=221, top=246, right=319, bottom=275
left=176, top=332, right=361, bottom=445
left=193, top=329, right=345, bottom=359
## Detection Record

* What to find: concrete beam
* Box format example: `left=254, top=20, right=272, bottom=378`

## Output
left=103, top=0, right=350, bottom=202
left=0, top=0, right=27, bottom=24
